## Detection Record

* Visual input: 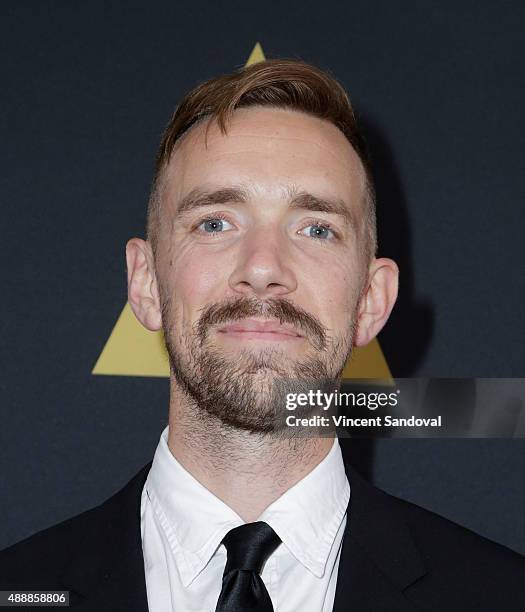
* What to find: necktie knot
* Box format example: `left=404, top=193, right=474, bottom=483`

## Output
left=222, top=521, right=281, bottom=575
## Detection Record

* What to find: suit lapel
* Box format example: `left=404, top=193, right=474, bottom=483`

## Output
left=333, top=455, right=427, bottom=610
left=60, top=462, right=153, bottom=611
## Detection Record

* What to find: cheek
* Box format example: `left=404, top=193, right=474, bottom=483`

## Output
left=176, top=258, right=222, bottom=296
left=301, top=255, right=361, bottom=327
left=166, top=248, right=231, bottom=326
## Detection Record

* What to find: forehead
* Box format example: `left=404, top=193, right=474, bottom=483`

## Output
left=162, top=106, right=366, bottom=210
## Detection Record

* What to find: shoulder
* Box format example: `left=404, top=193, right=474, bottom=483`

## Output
left=0, top=461, right=152, bottom=590
left=0, top=503, right=103, bottom=589
left=389, top=489, right=525, bottom=570
left=383, top=485, right=525, bottom=607
left=344, top=463, right=525, bottom=609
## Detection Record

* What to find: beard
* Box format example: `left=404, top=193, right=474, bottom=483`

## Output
left=161, top=295, right=357, bottom=435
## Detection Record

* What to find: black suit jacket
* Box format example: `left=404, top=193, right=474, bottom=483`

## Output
left=2, top=452, right=525, bottom=611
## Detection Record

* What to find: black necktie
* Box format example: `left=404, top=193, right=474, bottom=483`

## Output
left=215, top=521, right=281, bottom=611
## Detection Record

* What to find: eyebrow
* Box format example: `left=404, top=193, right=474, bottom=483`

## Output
left=175, top=185, right=357, bottom=231
left=287, top=191, right=356, bottom=231
left=176, top=187, right=248, bottom=215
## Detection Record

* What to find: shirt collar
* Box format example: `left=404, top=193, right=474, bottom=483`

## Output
left=145, top=426, right=350, bottom=586
left=145, top=426, right=244, bottom=587
left=258, top=435, right=350, bottom=578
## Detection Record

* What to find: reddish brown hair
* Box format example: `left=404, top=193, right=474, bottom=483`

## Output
left=147, top=58, right=377, bottom=263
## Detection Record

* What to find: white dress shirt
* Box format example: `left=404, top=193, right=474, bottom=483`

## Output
left=140, top=425, right=350, bottom=612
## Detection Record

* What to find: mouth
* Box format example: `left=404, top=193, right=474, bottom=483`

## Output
left=216, top=318, right=304, bottom=342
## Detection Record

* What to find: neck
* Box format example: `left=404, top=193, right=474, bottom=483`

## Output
left=166, top=380, right=334, bottom=522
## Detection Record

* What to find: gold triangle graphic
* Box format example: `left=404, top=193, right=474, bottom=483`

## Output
left=92, top=43, right=392, bottom=381
left=246, top=42, right=265, bottom=66
left=93, top=303, right=169, bottom=377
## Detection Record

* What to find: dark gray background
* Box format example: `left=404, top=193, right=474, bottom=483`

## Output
left=1, top=1, right=524, bottom=555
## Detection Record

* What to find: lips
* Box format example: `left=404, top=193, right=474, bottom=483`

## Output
left=217, top=318, right=303, bottom=338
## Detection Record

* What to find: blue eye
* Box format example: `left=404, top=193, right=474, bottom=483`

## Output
left=198, top=218, right=233, bottom=233
left=300, top=224, right=335, bottom=240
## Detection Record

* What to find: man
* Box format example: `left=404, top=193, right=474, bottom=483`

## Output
left=1, top=58, right=524, bottom=611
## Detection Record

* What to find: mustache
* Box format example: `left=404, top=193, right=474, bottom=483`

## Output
left=196, top=296, right=328, bottom=351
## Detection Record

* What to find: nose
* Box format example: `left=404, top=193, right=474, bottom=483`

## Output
left=228, top=227, right=298, bottom=299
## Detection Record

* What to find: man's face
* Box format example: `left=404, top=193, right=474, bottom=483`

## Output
left=152, top=106, right=371, bottom=433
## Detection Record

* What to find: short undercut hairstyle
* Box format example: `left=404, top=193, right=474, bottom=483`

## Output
left=146, top=58, right=377, bottom=264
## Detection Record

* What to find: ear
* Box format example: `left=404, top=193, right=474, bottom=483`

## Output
left=354, top=257, right=399, bottom=347
left=125, top=238, right=163, bottom=331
